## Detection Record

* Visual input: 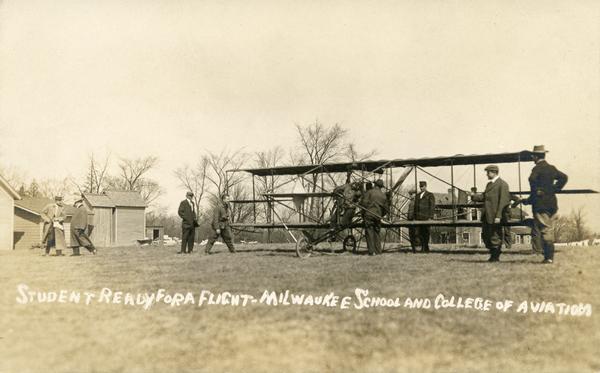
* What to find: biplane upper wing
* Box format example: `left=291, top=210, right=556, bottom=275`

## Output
left=230, top=150, right=540, bottom=176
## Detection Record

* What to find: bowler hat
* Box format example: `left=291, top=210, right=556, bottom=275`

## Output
left=419, top=181, right=427, bottom=187
left=374, top=179, right=384, bottom=188
left=186, top=191, right=194, bottom=197
left=532, top=145, right=548, bottom=153
left=484, top=165, right=499, bottom=172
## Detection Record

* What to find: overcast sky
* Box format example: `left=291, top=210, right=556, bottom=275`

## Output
left=1, top=1, right=598, bottom=230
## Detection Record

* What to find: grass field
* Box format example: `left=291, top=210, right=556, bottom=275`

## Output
left=1, top=242, right=599, bottom=373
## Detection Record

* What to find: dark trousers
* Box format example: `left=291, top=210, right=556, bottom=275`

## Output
left=205, top=226, right=235, bottom=253
left=482, top=223, right=503, bottom=259
left=364, top=218, right=382, bottom=255
left=418, top=225, right=431, bottom=250
left=70, top=228, right=96, bottom=254
left=503, top=226, right=512, bottom=248
left=408, top=226, right=418, bottom=251
left=181, top=226, right=195, bottom=253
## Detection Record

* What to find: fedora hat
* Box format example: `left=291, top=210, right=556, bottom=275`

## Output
left=532, top=145, right=548, bottom=153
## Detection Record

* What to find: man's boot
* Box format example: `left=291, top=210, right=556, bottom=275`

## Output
left=205, top=241, right=213, bottom=255
left=542, top=243, right=554, bottom=263
left=71, top=247, right=81, bottom=256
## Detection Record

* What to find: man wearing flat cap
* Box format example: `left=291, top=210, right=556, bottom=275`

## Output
left=360, top=179, right=389, bottom=255
left=514, top=145, right=568, bottom=263
left=414, top=181, right=435, bottom=252
left=40, top=196, right=67, bottom=256
left=472, top=165, right=511, bottom=262
left=178, top=191, right=199, bottom=254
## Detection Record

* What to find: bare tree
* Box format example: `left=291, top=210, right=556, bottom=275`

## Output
left=254, top=147, right=285, bottom=222
left=293, top=121, right=348, bottom=218
left=174, top=157, right=209, bottom=219
left=204, top=149, right=247, bottom=197
left=344, top=143, right=377, bottom=162
left=37, top=178, right=75, bottom=199
left=106, top=156, right=163, bottom=205
left=0, top=164, right=27, bottom=191
left=552, top=215, right=571, bottom=243
left=84, top=153, right=111, bottom=193
left=569, top=206, right=591, bottom=241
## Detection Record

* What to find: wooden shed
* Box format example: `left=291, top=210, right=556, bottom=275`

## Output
left=14, top=197, right=93, bottom=250
left=0, top=174, right=20, bottom=250
left=83, top=191, right=146, bottom=247
left=83, top=193, right=114, bottom=247
left=146, top=225, right=164, bottom=242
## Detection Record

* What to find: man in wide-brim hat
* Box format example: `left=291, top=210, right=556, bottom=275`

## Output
left=69, top=197, right=97, bottom=256
left=514, top=145, right=568, bottom=263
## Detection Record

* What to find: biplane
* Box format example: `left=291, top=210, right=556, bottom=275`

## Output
left=226, top=149, right=597, bottom=258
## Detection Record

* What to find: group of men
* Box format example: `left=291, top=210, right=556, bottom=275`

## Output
left=472, top=145, right=567, bottom=263
left=324, top=145, right=569, bottom=263
left=40, top=196, right=97, bottom=256
left=175, top=146, right=568, bottom=263
left=177, top=191, right=236, bottom=255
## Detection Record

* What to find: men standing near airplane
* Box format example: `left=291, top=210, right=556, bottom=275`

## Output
left=414, top=181, right=435, bottom=252
left=205, top=193, right=236, bottom=254
left=471, top=165, right=511, bottom=262
left=178, top=191, right=199, bottom=254
left=514, top=145, right=568, bottom=263
left=361, top=179, right=389, bottom=255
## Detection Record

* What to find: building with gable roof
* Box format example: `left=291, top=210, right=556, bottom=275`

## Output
left=0, top=174, right=20, bottom=250
left=83, top=190, right=146, bottom=247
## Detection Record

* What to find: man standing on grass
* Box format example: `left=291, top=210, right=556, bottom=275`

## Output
left=41, top=196, right=67, bottom=256
left=205, top=193, right=236, bottom=254
left=514, top=145, right=568, bottom=264
left=70, top=198, right=97, bottom=256
left=471, top=165, right=511, bottom=262
left=361, top=179, right=389, bottom=255
left=406, top=189, right=419, bottom=253
left=414, top=181, right=435, bottom=253
left=178, top=191, right=199, bottom=254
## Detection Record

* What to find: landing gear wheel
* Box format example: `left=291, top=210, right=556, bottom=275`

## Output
left=343, top=235, right=357, bottom=254
left=295, top=236, right=313, bottom=258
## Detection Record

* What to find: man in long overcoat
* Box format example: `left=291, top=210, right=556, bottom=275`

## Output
left=472, top=165, right=511, bottom=262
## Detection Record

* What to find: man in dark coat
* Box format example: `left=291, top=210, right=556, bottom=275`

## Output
left=205, top=193, right=236, bottom=254
left=406, top=190, right=419, bottom=253
left=414, top=181, right=436, bottom=252
left=472, top=165, right=511, bottom=262
left=360, top=179, right=389, bottom=255
left=177, top=191, right=199, bottom=254
left=70, top=198, right=97, bottom=256
left=516, top=145, right=568, bottom=263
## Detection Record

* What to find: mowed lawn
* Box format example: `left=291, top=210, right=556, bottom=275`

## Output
left=1, top=242, right=599, bottom=373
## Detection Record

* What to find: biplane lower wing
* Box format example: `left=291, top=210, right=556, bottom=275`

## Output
left=231, top=219, right=533, bottom=230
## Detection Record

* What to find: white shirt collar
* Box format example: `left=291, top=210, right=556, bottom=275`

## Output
left=489, top=175, right=499, bottom=184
